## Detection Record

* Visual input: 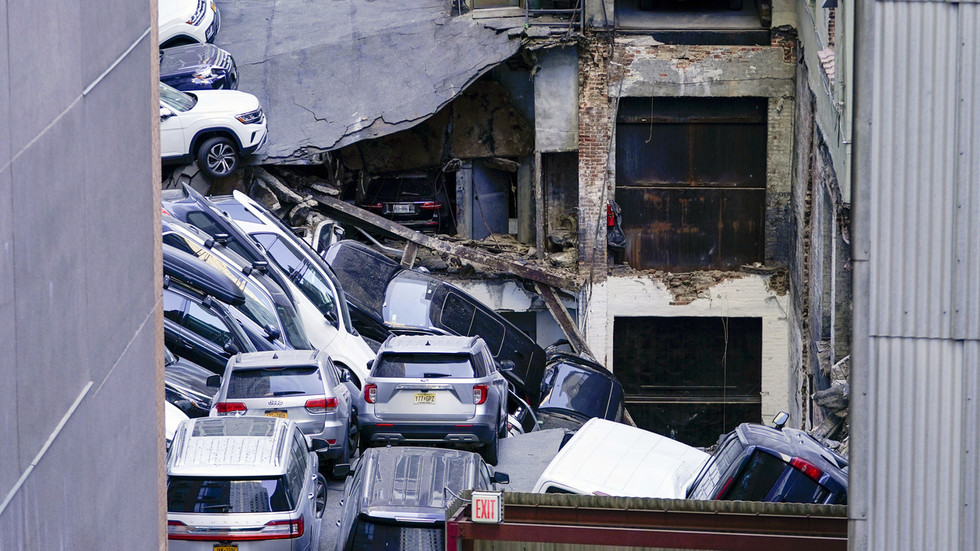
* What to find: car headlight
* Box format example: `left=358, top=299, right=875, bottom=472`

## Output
left=186, top=0, right=207, bottom=24
left=236, top=109, right=264, bottom=125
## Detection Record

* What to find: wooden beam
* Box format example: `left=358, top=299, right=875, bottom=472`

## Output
left=309, top=192, right=580, bottom=291
left=534, top=282, right=593, bottom=358
left=400, top=241, right=418, bottom=269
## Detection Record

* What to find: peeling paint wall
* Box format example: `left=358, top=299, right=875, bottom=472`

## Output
left=535, top=47, right=580, bottom=153
left=583, top=275, right=792, bottom=424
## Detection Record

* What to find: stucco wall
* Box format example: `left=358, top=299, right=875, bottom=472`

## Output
left=0, top=1, right=162, bottom=549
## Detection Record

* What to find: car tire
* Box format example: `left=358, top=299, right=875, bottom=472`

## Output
left=314, top=473, right=327, bottom=518
left=196, top=136, right=239, bottom=179
left=480, top=417, right=500, bottom=466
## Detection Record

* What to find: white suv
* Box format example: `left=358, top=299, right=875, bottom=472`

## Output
left=160, top=82, right=268, bottom=179
left=159, top=0, right=220, bottom=47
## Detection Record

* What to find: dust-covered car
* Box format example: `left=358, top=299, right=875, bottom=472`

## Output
left=359, top=335, right=510, bottom=464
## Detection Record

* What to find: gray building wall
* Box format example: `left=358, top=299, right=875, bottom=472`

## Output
left=851, top=1, right=980, bottom=549
left=0, top=1, right=163, bottom=549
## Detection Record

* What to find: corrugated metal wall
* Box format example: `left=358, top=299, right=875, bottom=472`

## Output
left=860, top=1, right=980, bottom=550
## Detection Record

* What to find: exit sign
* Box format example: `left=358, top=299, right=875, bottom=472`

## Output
left=471, top=491, right=503, bottom=524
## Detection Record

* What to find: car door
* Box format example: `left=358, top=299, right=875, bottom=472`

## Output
left=163, top=288, right=191, bottom=359
left=180, top=298, right=248, bottom=373
left=159, top=104, right=186, bottom=158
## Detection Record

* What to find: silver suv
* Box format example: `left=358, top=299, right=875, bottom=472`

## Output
left=360, top=335, right=509, bottom=464
left=166, top=417, right=324, bottom=550
left=335, top=446, right=508, bottom=551
left=210, top=350, right=357, bottom=466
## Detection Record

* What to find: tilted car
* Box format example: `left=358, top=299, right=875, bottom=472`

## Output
left=159, top=82, right=267, bottom=179
left=210, top=350, right=358, bottom=466
left=335, top=446, right=508, bottom=551
left=160, top=43, right=238, bottom=91
left=535, top=353, right=625, bottom=431
left=359, top=335, right=509, bottom=464
left=159, top=0, right=220, bottom=48
left=166, top=417, right=324, bottom=550
left=685, top=420, right=848, bottom=504
left=162, top=186, right=375, bottom=390
left=165, top=347, right=219, bottom=418
left=323, top=240, right=546, bottom=406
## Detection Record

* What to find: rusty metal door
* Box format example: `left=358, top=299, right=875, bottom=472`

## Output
left=615, top=97, right=767, bottom=270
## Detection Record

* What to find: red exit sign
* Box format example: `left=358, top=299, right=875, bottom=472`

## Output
left=471, top=491, right=503, bottom=524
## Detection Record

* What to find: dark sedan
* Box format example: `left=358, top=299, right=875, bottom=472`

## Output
left=536, top=353, right=625, bottom=430
left=159, top=43, right=237, bottom=91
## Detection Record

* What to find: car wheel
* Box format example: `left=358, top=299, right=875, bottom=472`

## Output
left=313, top=473, right=327, bottom=518
left=196, top=136, right=239, bottom=179
left=480, top=417, right=500, bottom=466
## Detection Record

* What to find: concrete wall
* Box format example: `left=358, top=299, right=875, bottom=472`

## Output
left=534, top=47, right=580, bottom=153
left=583, top=275, right=792, bottom=423
left=0, top=1, right=162, bottom=549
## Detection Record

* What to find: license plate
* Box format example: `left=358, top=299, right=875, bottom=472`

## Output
left=214, top=546, right=237, bottom=551
left=265, top=410, right=287, bottom=418
left=414, top=392, right=435, bottom=404
left=393, top=204, right=413, bottom=214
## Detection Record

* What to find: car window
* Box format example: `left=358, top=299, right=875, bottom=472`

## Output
left=227, top=367, right=324, bottom=398
left=253, top=233, right=339, bottom=323
left=349, top=519, right=443, bottom=551
left=163, top=289, right=187, bottom=324
left=184, top=211, right=253, bottom=260
left=286, top=432, right=308, bottom=504
left=538, top=367, right=615, bottom=420
left=440, top=293, right=474, bottom=335
left=184, top=301, right=235, bottom=347
left=327, top=244, right=400, bottom=314
left=216, top=200, right=264, bottom=224
left=167, top=476, right=293, bottom=513
left=159, top=82, right=196, bottom=112
left=373, top=353, right=476, bottom=379
left=687, top=434, right=746, bottom=500
left=470, top=309, right=505, bottom=355
left=722, top=450, right=789, bottom=501
left=384, top=276, right=433, bottom=327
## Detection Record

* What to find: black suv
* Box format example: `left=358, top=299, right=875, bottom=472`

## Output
left=686, top=421, right=848, bottom=504
left=356, top=174, right=446, bottom=233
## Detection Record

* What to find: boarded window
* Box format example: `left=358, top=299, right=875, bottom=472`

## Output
left=615, top=97, right=767, bottom=270
left=613, top=316, right=762, bottom=447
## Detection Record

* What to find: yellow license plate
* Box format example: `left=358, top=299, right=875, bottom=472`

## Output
left=265, top=410, right=287, bottom=418
left=214, top=546, right=237, bottom=551
left=414, top=392, right=435, bottom=404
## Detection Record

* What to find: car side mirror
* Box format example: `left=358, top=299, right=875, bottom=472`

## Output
left=338, top=369, right=350, bottom=383
left=223, top=342, right=239, bottom=355
left=160, top=106, right=174, bottom=120
left=491, top=472, right=510, bottom=485
left=206, top=375, right=221, bottom=388
left=213, top=233, right=230, bottom=245
left=771, top=411, right=789, bottom=430
left=264, top=324, right=281, bottom=341
left=498, top=360, right=516, bottom=372
left=309, top=438, right=330, bottom=452
left=332, top=464, right=352, bottom=478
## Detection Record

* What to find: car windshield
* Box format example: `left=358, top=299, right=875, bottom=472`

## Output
left=227, top=366, right=324, bottom=398
left=160, top=82, right=196, bottom=112
left=373, top=353, right=476, bottom=378
left=538, top=364, right=620, bottom=420
left=384, top=275, right=434, bottom=328
left=167, top=476, right=294, bottom=513
left=349, top=519, right=443, bottom=551
left=252, top=233, right=340, bottom=324
left=326, top=243, right=401, bottom=314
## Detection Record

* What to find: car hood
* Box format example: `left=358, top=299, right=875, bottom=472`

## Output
left=160, top=43, right=221, bottom=76
left=159, top=0, right=197, bottom=27
left=186, top=89, right=260, bottom=116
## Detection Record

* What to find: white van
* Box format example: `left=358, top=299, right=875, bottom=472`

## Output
left=531, top=418, right=710, bottom=498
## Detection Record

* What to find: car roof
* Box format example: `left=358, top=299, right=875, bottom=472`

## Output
left=355, top=447, right=480, bottom=520
left=736, top=423, right=849, bottom=476
left=229, top=349, right=323, bottom=370
left=167, top=417, right=293, bottom=477
left=379, top=334, right=483, bottom=355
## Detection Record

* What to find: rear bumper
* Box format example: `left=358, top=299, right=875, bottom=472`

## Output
left=360, top=422, right=494, bottom=447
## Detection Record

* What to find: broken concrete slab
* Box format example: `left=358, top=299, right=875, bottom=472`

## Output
left=213, top=0, right=523, bottom=163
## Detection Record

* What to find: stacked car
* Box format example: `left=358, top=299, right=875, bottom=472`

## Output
left=158, top=0, right=267, bottom=179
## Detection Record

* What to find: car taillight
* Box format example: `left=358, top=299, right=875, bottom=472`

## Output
left=419, top=201, right=442, bottom=210
left=168, top=518, right=303, bottom=540
left=364, top=384, right=377, bottom=404
left=473, top=384, right=488, bottom=405
left=305, top=397, right=338, bottom=414
left=790, top=457, right=824, bottom=481
left=366, top=203, right=384, bottom=211
left=714, top=476, right=734, bottom=499
left=215, top=402, right=246, bottom=414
